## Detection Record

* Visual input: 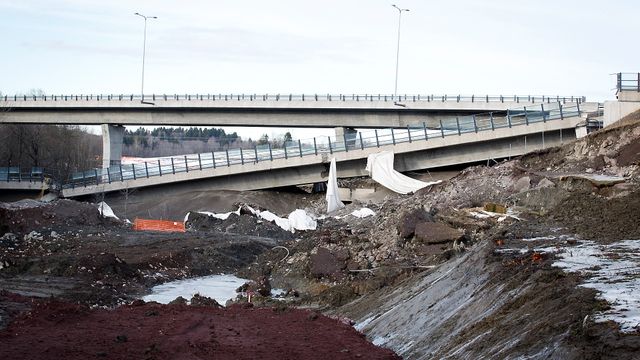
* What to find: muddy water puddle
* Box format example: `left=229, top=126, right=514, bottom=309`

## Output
left=142, top=274, right=248, bottom=305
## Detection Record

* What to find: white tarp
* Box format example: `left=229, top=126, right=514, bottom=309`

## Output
left=326, top=157, right=345, bottom=213
left=188, top=206, right=317, bottom=233
left=97, top=202, right=119, bottom=220
left=365, top=151, right=440, bottom=194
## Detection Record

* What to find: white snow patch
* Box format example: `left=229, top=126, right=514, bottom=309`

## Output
left=288, top=209, right=318, bottom=231
left=97, top=202, right=119, bottom=220
left=142, top=274, right=247, bottom=305
left=553, top=240, right=640, bottom=332
left=351, top=208, right=376, bottom=218
left=354, top=316, right=376, bottom=331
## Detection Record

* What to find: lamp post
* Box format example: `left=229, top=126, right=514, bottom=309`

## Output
left=134, top=12, right=157, bottom=101
left=392, top=4, right=409, bottom=99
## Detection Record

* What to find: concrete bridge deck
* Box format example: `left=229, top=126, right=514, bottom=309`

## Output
left=61, top=104, right=584, bottom=198
left=1, top=93, right=589, bottom=128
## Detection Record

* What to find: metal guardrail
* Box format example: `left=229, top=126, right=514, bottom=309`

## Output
left=0, top=167, right=47, bottom=183
left=2, top=93, right=586, bottom=104
left=63, top=102, right=582, bottom=189
left=616, top=73, right=640, bottom=92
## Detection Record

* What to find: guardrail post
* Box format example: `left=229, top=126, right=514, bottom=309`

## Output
left=171, top=158, right=175, bottom=174
left=158, top=160, right=162, bottom=176
left=212, top=152, right=216, bottom=169
left=375, top=130, right=380, bottom=147
left=240, top=149, right=245, bottom=165
left=298, top=140, right=303, bottom=157
left=343, top=133, right=348, bottom=152
left=94, top=169, right=98, bottom=184
left=119, top=164, right=124, bottom=180
left=541, top=104, right=546, bottom=122
left=132, top=164, right=136, bottom=180
left=269, top=143, right=273, bottom=160
left=473, top=115, right=478, bottom=133
left=490, top=112, right=495, bottom=130
left=254, top=146, right=259, bottom=162
left=507, top=110, right=512, bottom=128
left=423, top=122, right=428, bottom=140
left=107, top=168, right=112, bottom=183
left=284, top=144, right=289, bottom=158
left=313, top=138, right=318, bottom=155
left=391, top=128, right=396, bottom=145
left=184, top=156, right=189, bottom=172
left=198, top=154, right=202, bottom=170
left=456, top=117, right=461, bottom=135
left=407, top=125, right=412, bottom=143
left=559, top=103, right=564, bottom=120
left=226, top=150, right=230, bottom=166
left=328, top=137, right=333, bottom=154
left=576, top=101, right=581, bottom=115
left=359, top=132, right=364, bottom=149
left=440, top=120, right=445, bottom=137
left=524, top=106, right=529, bottom=125
left=145, top=162, right=149, bottom=178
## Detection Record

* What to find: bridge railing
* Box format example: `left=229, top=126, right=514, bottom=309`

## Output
left=616, top=73, right=640, bottom=92
left=2, top=93, right=586, bottom=104
left=0, top=167, right=47, bottom=183
left=62, top=102, right=582, bottom=190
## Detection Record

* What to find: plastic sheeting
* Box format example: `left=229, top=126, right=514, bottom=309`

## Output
left=187, top=206, right=317, bottom=233
left=365, top=151, right=440, bottom=194
left=326, top=157, right=345, bottom=213
left=97, top=202, right=119, bottom=220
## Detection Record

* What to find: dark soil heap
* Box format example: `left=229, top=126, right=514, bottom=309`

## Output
left=0, top=294, right=399, bottom=360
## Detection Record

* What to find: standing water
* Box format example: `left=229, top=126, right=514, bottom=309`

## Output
left=142, top=274, right=248, bottom=305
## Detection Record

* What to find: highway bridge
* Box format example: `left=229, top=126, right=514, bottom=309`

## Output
left=0, top=93, right=592, bottom=168
left=50, top=102, right=591, bottom=198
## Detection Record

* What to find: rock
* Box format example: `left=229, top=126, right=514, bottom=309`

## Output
left=190, top=294, right=223, bottom=307
left=484, top=203, right=507, bottom=214
left=536, top=178, right=555, bottom=189
left=309, top=247, right=345, bottom=279
left=23, top=231, right=43, bottom=242
left=511, top=176, right=531, bottom=193
left=245, top=276, right=272, bottom=297
left=397, top=209, right=435, bottom=239
left=168, top=296, right=188, bottom=305
left=414, top=222, right=463, bottom=244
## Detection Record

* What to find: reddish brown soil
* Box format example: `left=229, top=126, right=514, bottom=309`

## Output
left=0, top=296, right=399, bottom=360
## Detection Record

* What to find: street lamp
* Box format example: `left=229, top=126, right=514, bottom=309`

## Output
left=392, top=4, right=409, bottom=99
left=134, top=12, right=157, bottom=101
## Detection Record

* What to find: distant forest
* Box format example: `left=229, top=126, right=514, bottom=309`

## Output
left=0, top=124, right=102, bottom=180
left=122, top=127, right=292, bottom=158
left=122, top=127, right=246, bottom=157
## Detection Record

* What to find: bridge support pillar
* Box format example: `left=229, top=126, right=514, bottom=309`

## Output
left=102, top=124, right=125, bottom=169
left=335, top=127, right=357, bottom=150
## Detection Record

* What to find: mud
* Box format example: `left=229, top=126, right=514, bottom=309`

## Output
left=0, top=294, right=399, bottom=360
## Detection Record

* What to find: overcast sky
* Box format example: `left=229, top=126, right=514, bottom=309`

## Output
left=1, top=0, right=638, bottom=139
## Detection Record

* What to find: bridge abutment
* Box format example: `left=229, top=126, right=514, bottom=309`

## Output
left=101, top=124, right=125, bottom=168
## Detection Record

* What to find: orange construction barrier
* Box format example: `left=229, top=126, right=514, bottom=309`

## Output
left=133, top=218, right=185, bottom=233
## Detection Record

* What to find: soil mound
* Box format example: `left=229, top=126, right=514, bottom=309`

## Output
left=0, top=199, right=111, bottom=236
left=0, top=297, right=399, bottom=360
left=186, top=212, right=296, bottom=241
